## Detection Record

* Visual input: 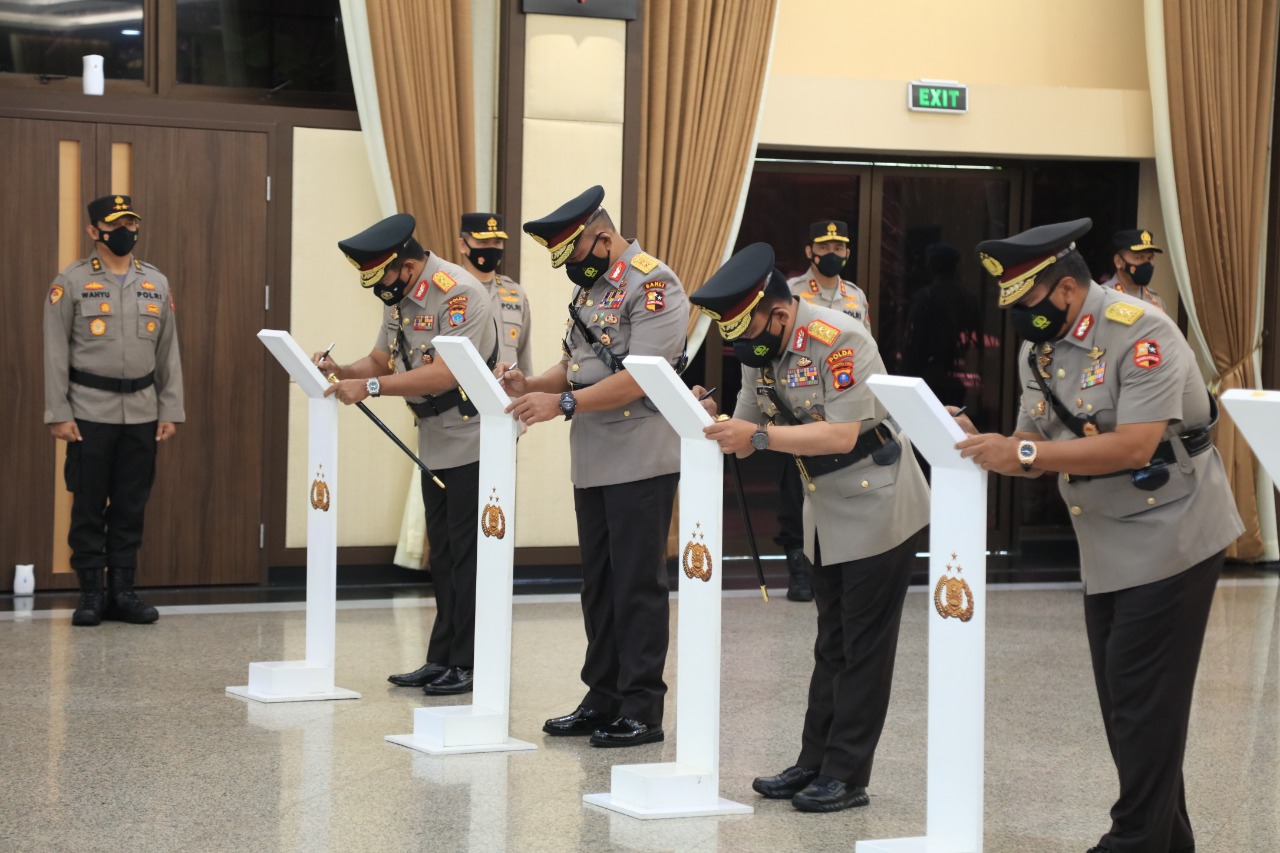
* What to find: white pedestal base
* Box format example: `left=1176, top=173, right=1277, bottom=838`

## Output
left=225, top=660, right=359, bottom=703
left=384, top=705, right=536, bottom=755
left=857, top=839, right=973, bottom=853
left=583, top=762, right=753, bottom=820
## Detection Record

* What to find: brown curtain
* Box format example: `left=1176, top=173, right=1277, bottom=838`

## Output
left=639, top=0, right=776, bottom=299
left=365, top=0, right=476, bottom=254
left=1163, top=0, right=1279, bottom=560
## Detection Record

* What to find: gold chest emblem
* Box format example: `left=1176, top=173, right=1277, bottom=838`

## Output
left=309, top=465, right=331, bottom=512
left=480, top=488, right=507, bottom=539
left=681, top=522, right=713, bottom=582
left=933, top=552, right=974, bottom=622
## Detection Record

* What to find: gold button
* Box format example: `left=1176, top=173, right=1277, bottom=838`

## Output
left=623, top=410, right=630, bottom=417
left=1070, top=506, right=1082, bottom=516
left=585, top=300, right=594, bottom=306
left=804, top=400, right=812, bottom=407
left=1056, top=368, right=1066, bottom=379
left=861, top=480, right=870, bottom=488
left=592, top=314, right=599, bottom=322
left=1076, top=398, right=1083, bottom=407
left=462, top=415, right=469, bottom=421
left=571, top=364, right=580, bottom=372
left=1147, top=497, right=1157, bottom=505
left=1085, top=404, right=1094, bottom=412
left=808, top=483, right=816, bottom=492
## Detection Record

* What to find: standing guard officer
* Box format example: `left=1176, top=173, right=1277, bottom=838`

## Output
left=457, top=212, right=533, bottom=375
left=502, top=185, right=687, bottom=748
left=777, top=219, right=872, bottom=602
left=957, top=218, right=1242, bottom=853
left=692, top=243, right=930, bottom=812
left=1100, top=228, right=1167, bottom=311
left=318, top=213, right=498, bottom=696
left=44, top=194, right=184, bottom=627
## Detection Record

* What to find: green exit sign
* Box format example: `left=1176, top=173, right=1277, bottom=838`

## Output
left=909, top=80, right=968, bottom=114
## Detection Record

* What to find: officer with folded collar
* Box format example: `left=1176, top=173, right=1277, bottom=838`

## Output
left=456, top=212, right=533, bottom=375
left=503, top=185, right=687, bottom=748
left=692, top=242, right=930, bottom=813
left=1099, top=228, right=1167, bottom=311
left=318, top=213, right=497, bottom=697
left=44, top=194, right=184, bottom=627
left=956, top=218, right=1242, bottom=853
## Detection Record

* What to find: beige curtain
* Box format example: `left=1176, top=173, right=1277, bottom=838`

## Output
left=365, top=1, right=476, bottom=253
left=1163, top=0, right=1279, bottom=561
left=639, top=0, right=777, bottom=302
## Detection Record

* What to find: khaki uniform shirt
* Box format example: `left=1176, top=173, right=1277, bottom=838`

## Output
left=1099, top=273, right=1167, bottom=312
left=789, top=270, right=870, bottom=328
left=1015, top=282, right=1242, bottom=594
left=373, top=254, right=497, bottom=471
left=44, top=251, right=185, bottom=425
left=485, top=273, right=533, bottom=375
left=732, top=300, right=930, bottom=564
left=564, top=240, right=687, bottom=488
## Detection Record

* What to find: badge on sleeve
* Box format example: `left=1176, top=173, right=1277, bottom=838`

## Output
left=447, top=295, right=468, bottom=327
left=645, top=291, right=665, bottom=312
left=1133, top=339, right=1161, bottom=369
left=49, top=285, right=63, bottom=305
left=826, top=348, right=855, bottom=390
left=807, top=320, right=840, bottom=346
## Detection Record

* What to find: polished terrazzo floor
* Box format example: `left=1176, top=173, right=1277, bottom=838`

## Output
left=1, top=579, right=1277, bottom=853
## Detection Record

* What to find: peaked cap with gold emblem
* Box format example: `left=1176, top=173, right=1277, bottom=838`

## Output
left=808, top=219, right=850, bottom=244
left=522, top=185, right=605, bottom=268
left=87, top=194, right=140, bottom=224
left=461, top=212, right=509, bottom=240
left=1111, top=228, right=1163, bottom=255
left=338, top=212, right=416, bottom=287
left=689, top=242, right=780, bottom=341
left=976, top=217, right=1092, bottom=307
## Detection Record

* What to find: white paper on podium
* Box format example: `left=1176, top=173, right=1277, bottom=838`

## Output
left=1221, top=389, right=1280, bottom=484
left=432, top=336, right=512, bottom=416
left=866, top=375, right=968, bottom=468
left=622, top=356, right=714, bottom=439
left=258, top=330, right=330, bottom=399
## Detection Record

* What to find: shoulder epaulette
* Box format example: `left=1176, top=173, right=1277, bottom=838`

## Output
left=807, top=319, right=840, bottom=346
left=630, top=253, right=659, bottom=274
left=433, top=270, right=456, bottom=293
left=1105, top=302, right=1144, bottom=326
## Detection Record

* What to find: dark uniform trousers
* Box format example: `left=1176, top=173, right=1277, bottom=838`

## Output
left=798, top=534, right=917, bottom=785
left=1084, top=549, right=1224, bottom=853
left=774, top=457, right=805, bottom=553
left=65, top=420, right=158, bottom=571
left=421, top=460, right=480, bottom=668
left=573, top=472, right=679, bottom=725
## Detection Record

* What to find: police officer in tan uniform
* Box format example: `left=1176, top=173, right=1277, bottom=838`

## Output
left=44, top=194, right=184, bottom=627
left=692, top=243, right=930, bottom=813
left=1099, top=228, right=1168, bottom=312
left=775, top=220, right=872, bottom=602
left=957, top=218, right=1242, bottom=853
left=503, top=185, right=686, bottom=748
left=319, top=213, right=498, bottom=696
left=456, top=212, right=533, bottom=375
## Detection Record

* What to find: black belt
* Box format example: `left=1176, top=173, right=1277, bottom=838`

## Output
left=407, top=387, right=471, bottom=419
left=1067, top=426, right=1215, bottom=483
left=795, top=424, right=897, bottom=479
left=69, top=368, right=155, bottom=393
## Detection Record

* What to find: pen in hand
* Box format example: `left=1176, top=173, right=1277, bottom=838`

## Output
left=697, top=386, right=718, bottom=402
left=952, top=406, right=967, bottom=417
left=318, top=341, right=336, bottom=366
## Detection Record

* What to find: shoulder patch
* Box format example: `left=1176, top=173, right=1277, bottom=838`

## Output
left=49, top=284, right=64, bottom=305
left=433, top=270, right=456, bottom=293
left=630, top=253, right=659, bottom=274
left=807, top=319, right=840, bottom=346
left=643, top=280, right=667, bottom=291
left=1105, top=302, right=1145, bottom=326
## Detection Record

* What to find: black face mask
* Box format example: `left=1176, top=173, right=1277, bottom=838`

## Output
left=1127, top=261, right=1154, bottom=287
left=733, top=311, right=785, bottom=368
left=814, top=252, right=845, bottom=278
left=467, top=246, right=503, bottom=274
left=1010, top=281, right=1069, bottom=343
left=565, top=234, right=609, bottom=288
left=97, top=224, right=138, bottom=257
left=373, top=265, right=411, bottom=305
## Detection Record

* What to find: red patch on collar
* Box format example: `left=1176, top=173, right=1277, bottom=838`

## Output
left=1133, top=339, right=1161, bottom=369
left=413, top=279, right=429, bottom=301
left=608, top=260, right=627, bottom=282
left=1072, top=313, right=1094, bottom=340
left=792, top=326, right=808, bottom=351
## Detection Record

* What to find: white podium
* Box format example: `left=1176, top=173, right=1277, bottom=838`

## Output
left=860, top=376, right=988, bottom=853
left=384, top=335, right=535, bottom=755
left=579, top=355, right=753, bottom=820
left=227, top=330, right=360, bottom=703
left=1221, top=389, right=1280, bottom=484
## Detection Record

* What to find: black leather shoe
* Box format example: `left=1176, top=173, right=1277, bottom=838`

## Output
left=103, top=567, right=159, bottom=624
left=422, top=666, right=473, bottom=695
left=589, top=717, right=664, bottom=748
left=387, top=662, right=448, bottom=687
left=752, top=765, right=819, bottom=799
left=792, top=776, right=869, bottom=812
left=785, top=549, right=814, bottom=602
left=543, top=705, right=612, bottom=736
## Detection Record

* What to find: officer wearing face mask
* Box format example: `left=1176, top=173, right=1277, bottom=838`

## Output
left=692, top=243, right=929, bottom=814
left=457, top=213, right=533, bottom=375
left=503, top=185, right=687, bottom=748
left=1100, top=228, right=1166, bottom=311
left=44, top=194, right=184, bottom=627
left=318, top=213, right=498, bottom=697
left=777, top=220, right=872, bottom=602
left=956, top=218, right=1240, bottom=853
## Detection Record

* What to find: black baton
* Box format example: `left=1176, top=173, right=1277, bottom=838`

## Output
left=728, top=454, right=769, bottom=602
left=329, top=374, right=445, bottom=489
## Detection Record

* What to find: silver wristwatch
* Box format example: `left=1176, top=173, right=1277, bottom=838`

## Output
left=750, top=424, right=770, bottom=451
left=366, top=377, right=381, bottom=397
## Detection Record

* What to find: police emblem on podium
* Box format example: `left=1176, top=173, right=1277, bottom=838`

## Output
left=309, top=465, right=331, bottom=512
left=682, top=522, right=713, bottom=582
left=933, top=552, right=974, bottom=622
left=481, top=487, right=507, bottom=539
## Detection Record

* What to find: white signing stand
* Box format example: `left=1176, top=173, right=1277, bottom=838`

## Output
left=1222, top=389, right=1280, bottom=484
left=860, top=375, right=987, bottom=853
left=580, top=355, right=753, bottom=819
left=227, top=330, right=360, bottom=703
left=384, top=335, right=535, bottom=755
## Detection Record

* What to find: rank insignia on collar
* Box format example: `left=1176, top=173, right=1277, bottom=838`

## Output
left=133, top=258, right=142, bottom=272
left=608, top=260, right=627, bottom=282
left=91, top=258, right=102, bottom=272
left=807, top=319, right=840, bottom=346
left=1072, top=313, right=1094, bottom=339
left=630, top=253, right=659, bottom=274
left=808, top=280, right=819, bottom=293
left=412, top=279, right=429, bottom=301
left=792, top=325, right=808, bottom=351
left=1105, top=302, right=1145, bottom=325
